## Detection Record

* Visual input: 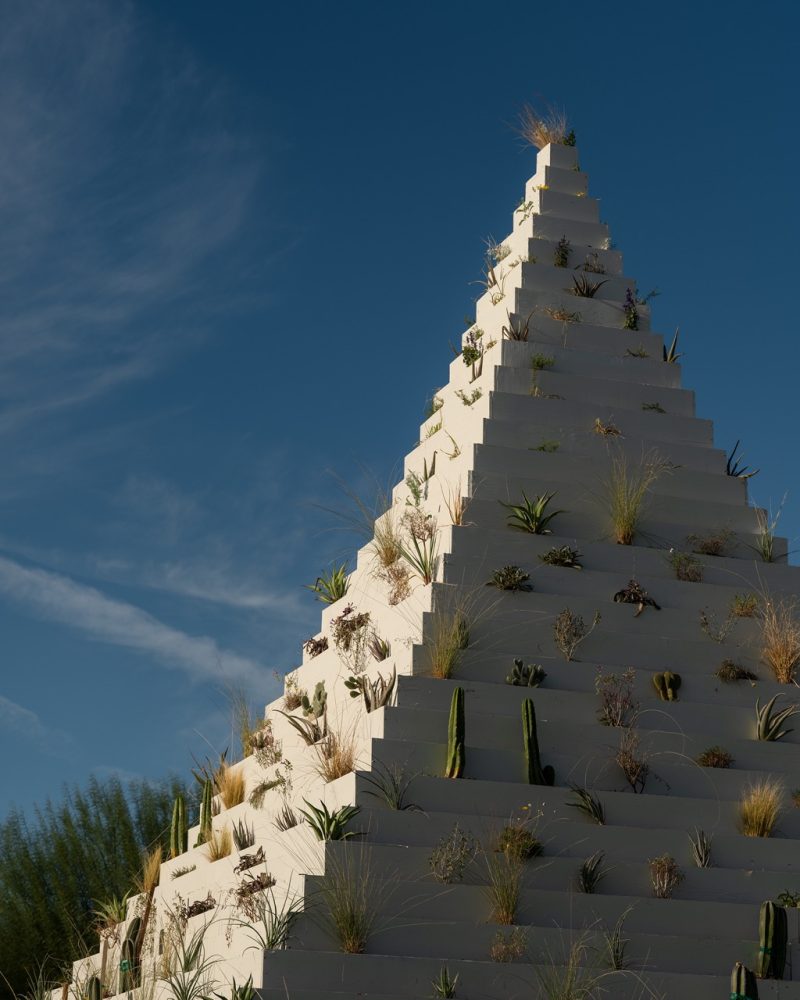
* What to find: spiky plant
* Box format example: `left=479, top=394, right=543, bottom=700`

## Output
left=305, top=563, right=349, bottom=604
left=499, top=490, right=565, bottom=534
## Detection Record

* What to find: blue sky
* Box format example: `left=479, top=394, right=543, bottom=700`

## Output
left=1, top=0, right=798, bottom=813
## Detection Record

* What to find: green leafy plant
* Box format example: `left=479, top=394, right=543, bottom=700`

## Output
left=776, top=890, right=800, bottom=906
left=316, top=847, right=390, bottom=955
left=506, top=658, right=546, bottom=687
left=231, top=818, right=255, bottom=851
left=538, top=544, right=582, bottom=569
left=649, top=854, right=683, bottom=898
left=688, top=828, right=713, bottom=868
left=305, top=563, right=349, bottom=604
left=486, top=565, right=533, bottom=591
left=756, top=695, right=799, bottom=741
left=494, top=821, right=542, bottom=860
left=641, top=401, right=665, bottom=413
left=531, top=353, right=555, bottom=371
left=731, top=593, right=760, bottom=618
left=501, top=308, right=533, bottom=341
left=429, top=823, right=477, bottom=883
left=553, top=236, right=571, bottom=268
left=544, top=306, right=581, bottom=322
left=696, top=745, right=733, bottom=768
left=483, top=851, right=524, bottom=925
left=567, top=784, right=605, bottom=825
left=668, top=551, right=703, bottom=582
left=577, top=850, right=611, bottom=893
left=344, top=667, right=397, bottom=712
left=622, top=288, right=638, bottom=330
left=570, top=274, right=607, bottom=297
left=533, top=439, right=560, bottom=452
left=595, top=667, right=637, bottom=727
left=553, top=608, right=601, bottom=661
left=500, top=490, right=564, bottom=534
left=298, top=801, right=361, bottom=842
left=227, top=882, right=301, bottom=950
left=455, top=388, right=482, bottom=406
left=625, top=344, right=650, bottom=358
left=213, top=976, right=256, bottom=1000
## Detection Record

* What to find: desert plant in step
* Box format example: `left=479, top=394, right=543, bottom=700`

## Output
left=486, top=565, right=533, bottom=591
left=760, top=597, right=800, bottom=682
left=344, top=667, right=397, bottom=712
left=613, top=579, right=660, bottom=616
left=696, top=745, right=733, bottom=768
left=553, top=608, right=601, bottom=661
left=506, top=658, right=546, bottom=687
left=432, top=967, right=459, bottom=998
left=739, top=779, right=782, bottom=837
left=601, top=450, right=667, bottom=545
left=298, top=801, right=361, bottom=842
left=170, top=794, right=188, bottom=859
left=649, top=854, right=683, bottom=898
left=522, top=698, right=554, bottom=785
left=731, top=963, right=759, bottom=1000
left=553, top=235, right=571, bottom=267
left=568, top=784, right=605, bottom=825
left=500, top=490, right=564, bottom=534
left=538, top=544, right=582, bottom=569
left=758, top=900, right=788, bottom=979
left=195, top=778, right=213, bottom=847
left=668, top=551, right=702, bottom=582
left=445, top=687, right=465, bottom=778
left=305, top=563, right=349, bottom=604
left=429, top=823, right=477, bottom=883
left=595, top=668, right=637, bottom=727
left=756, top=695, right=799, bottom=741
left=652, top=671, right=681, bottom=701
left=688, top=828, right=713, bottom=868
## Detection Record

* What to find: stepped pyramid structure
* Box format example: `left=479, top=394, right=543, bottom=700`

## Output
left=63, top=141, right=800, bottom=1000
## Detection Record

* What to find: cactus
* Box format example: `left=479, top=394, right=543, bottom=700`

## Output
left=731, top=962, right=759, bottom=998
left=444, top=687, right=465, bottom=778
left=757, top=900, right=787, bottom=979
left=522, top=698, right=554, bottom=786
left=652, top=671, right=681, bottom=701
left=170, top=794, right=187, bottom=859
left=195, top=779, right=213, bottom=847
left=505, top=658, right=546, bottom=688
left=118, top=917, right=141, bottom=992
left=301, top=681, right=327, bottom=719
left=86, top=978, right=102, bottom=1000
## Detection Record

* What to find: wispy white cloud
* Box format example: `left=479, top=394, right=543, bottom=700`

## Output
left=0, top=694, right=48, bottom=740
left=0, top=554, right=264, bottom=685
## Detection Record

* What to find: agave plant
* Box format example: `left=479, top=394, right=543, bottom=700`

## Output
left=756, top=695, right=800, bottom=742
left=570, top=274, right=608, bottom=298
left=726, top=439, right=760, bottom=480
left=499, top=491, right=564, bottom=535
left=305, top=563, right=349, bottom=604
left=298, top=800, right=361, bottom=841
left=662, top=327, right=683, bottom=363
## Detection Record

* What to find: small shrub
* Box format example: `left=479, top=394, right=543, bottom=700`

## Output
left=313, top=724, right=357, bottom=783
left=622, top=288, right=638, bottom=330
left=516, top=104, right=568, bottom=150
left=776, top=890, right=800, bottom=907
left=538, top=545, right=582, bottom=569
left=696, top=745, right=733, bottom=768
left=553, top=608, right=601, bottom=661
left=455, top=388, right=482, bottom=407
left=494, top=822, right=542, bottom=861
left=170, top=864, right=196, bottom=880
left=298, top=801, right=361, bottom=842
left=731, top=593, right=760, bottom=618
left=613, top=579, right=660, bottom=615
left=699, top=608, right=736, bottom=644
left=616, top=729, right=649, bottom=793
left=688, top=529, right=733, bottom=557
left=625, top=345, right=649, bottom=358
left=304, top=636, right=329, bottom=658
left=739, top=779, right=782, bottom=838
left=641, top=402, right=665, bottom=413
left=715, top=659, right=758, bottom=682
left=534, top=439, right=560, bottom=452
left=595, top=667, right=637, bottom=727
left=544, top=306, right=581, bottom=323
left=668, top=552, right=702, bottom=582
left=594, top=417, right=621, bottom=436
left=570, top=274, right=607, bottom=298
left=217, top=765, right=246, bottom=810
left=531, top=353, right=555, bottom=371
left=486, top=565, right=533, bottom=592
left=429, top=824, right=477, bottom=884
left=553, top=236, right=571, bottom=268
left=489, top=927, right=527, bottom=962
left=761, top=597, right=800, bottom=683
left=649, top=854, right=683, bottom=898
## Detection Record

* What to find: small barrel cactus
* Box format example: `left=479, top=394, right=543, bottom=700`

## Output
left=652, top=671, right=681, bottom=701
left=730, top=962, right=759, bottom=999
left=505, top=658, right=547, bottom=687
left=444, top=687, right=465, bottom=779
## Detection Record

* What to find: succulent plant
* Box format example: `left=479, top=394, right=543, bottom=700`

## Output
left=301, top=681, right=327, bottom=719
left=758, top=900, right=787, bottom=979
left=445, top=687, right=465, bottom=779
left=652, top=671, right=681, bottom=701
left=730, top=962, right=758, bottom=999
left=613, top=579, right=660, bottom=616
left=87, top=977, right=102, bottom=1000
left=505, top=658, right=546, bottom=688
left=486, top=565, right=533, bottom=591
left=170, top=794, right=187, bottom=859
left=756, top=694, right=799, bottom=742
left=522, top=698, right=554, bottom=786
left=195, top=779, right=213, bottom=847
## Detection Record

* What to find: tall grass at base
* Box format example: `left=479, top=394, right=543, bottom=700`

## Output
left=313, top=722, right=358, bottom=783
left=428, top=609, right=471, bottom=679
left=739, top=778, right=783, bottom=838
left=216, top=765, right=246, bottom=809
left=483, top=851, right=524, bottom=925
left=206, top=827, right=232, bottom=862
left=316, top=846, right=395, bottom=954
left=761, top=596, right=800, bottom=683
left=599, top=451, right=668, bottom=545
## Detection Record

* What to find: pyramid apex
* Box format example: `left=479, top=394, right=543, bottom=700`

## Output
left=536, top=141, right=579, bottom=171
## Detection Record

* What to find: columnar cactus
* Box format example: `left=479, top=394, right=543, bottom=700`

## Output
left=119, top=917, right=141, bottom=992
left=170, top=794, right=187, bottom=859
left=731, top=962, right=759, bottom=998
left=522, top=698, right=554, bottom=786
left=87, top=977, right=102, bottom=1000
left=652, top=671, right=681, bottom=701
left=444, top=686, right=465, bottom=778
left=195, top=778, right=213, bottom=847
left=757, top=900, right=787, bottom=979
left=506, top=658, right=546, bottom=688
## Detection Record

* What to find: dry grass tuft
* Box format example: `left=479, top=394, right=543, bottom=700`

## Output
left=483, top=852, right=524, bottom=925
left=314, top=723, right=358, bottom=783
left=516, top=104, right=568, bottom=149
left=372, top=506, right=403, bottom=569
left=600, top=449, right=668, bottom=545
left=206, top=826, right=233, bottom=861
left=136, top=844, right=163, bottom=894
left=217, top=764, right=246, bottom=809
left=739, top=778, right=782, bottom=838
left=442, top=479, right=469, bottom=527
left=761, top=596, right=800, bottom=683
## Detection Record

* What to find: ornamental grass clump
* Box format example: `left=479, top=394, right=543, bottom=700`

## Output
left=516, top=104, right=569, bottom=149
left=601, top=451, right=668, bottom=546
left=739, top=779, right=782, bottom=838
left=761, top=596, right=800, bottom=683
